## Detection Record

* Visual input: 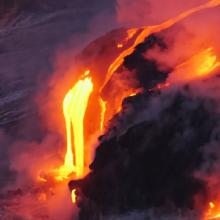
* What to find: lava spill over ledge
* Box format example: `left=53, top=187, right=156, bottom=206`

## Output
left=34, top=0, right=220, bottom=219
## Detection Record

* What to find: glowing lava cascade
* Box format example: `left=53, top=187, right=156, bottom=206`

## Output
left=57, top=76, right=93, bottom=180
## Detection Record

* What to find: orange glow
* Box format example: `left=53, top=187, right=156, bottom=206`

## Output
left=170, top=47, right=220, bottom=83
left=100, top=0, right=220, bottom=92
left=126, top=28, right=138, bottom=41
left=197, top=48, right=220, bottom=75
left=129, top=93, right=137, bottom=97
left=37, top=175, right=47, bottom=183
left=206, top=201, right=220, bottom=219
left=99, top=97, right=106, bottom=131
left=71, top=189, right=76, bottom=203
left=148, top=82, right=171, bottom=92
left=117, top=44, right=123, bottom=48
left=57, top=76, right=93, bottom=180
left=210, top=202, right=216, bottom=209
left=117, top=29, right=137, bottom=49
left=115, top=90, right=140, bottom=114
left=156, top=82, right=170, bottom=90
left=84, top=69, right=90, bottom=76
left=37, top=0, right=220, bottom=208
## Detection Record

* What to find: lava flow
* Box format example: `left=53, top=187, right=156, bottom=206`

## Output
left=57, top=0, right=220, bottom=202
left=99, top=97, right=106, bottom=131
left=100, top=0, right=220, bottom=92
left=56, top=74, right=93, bottom=180
left=56, top=0, right=220, bottom=180
left=206, top=201, right=220, bottom=220
left=37, top=0, right=220, bottom=212
left=169, top=47, right=220, bottom=83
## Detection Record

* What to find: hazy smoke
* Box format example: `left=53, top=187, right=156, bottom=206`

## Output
left=79, top=72, right=220, bottom=219
left=0, top=0, right=118, bottom=219
left=2, top=0, right=220, bottom=219
left=143, top=3, right=220, bottom=82
left=116, top=0, right=208, bottom=26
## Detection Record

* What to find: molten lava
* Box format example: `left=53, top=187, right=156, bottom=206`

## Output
left=207, top=201, right=220, bottom=219
left=56, top=0, right=220, bottom=187
left=197, top=48, right=220, bottom=76
left=71, top=189, right=77, bottom=204
left=117, top=44, right=123, bottom=48
left=38, top=0, right=220, bottom=209
left=57, top=76, right=93, bottom=180
left=99, top=97, right=106, bottom=131
left=169, top=47, right=220, bottom=83
left=100, top=0, right=220, bottom=92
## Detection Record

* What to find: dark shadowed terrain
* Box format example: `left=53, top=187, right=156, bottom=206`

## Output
left=0, top=0, right=116, bottom=197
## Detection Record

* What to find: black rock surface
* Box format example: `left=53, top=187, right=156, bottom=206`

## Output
left=70, top=89, right=220, bottom=219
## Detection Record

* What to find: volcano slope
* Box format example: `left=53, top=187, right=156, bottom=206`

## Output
left=71, top=83, right=220, bottom=220
left=69, top=25, right=220, bottom=219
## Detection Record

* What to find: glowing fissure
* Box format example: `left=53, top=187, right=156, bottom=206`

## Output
left=58, top=76, right=93, bottom=180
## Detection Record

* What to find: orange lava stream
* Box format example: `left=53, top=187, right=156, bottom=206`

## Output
left=99, top=97, right=107, bottom=131
left=57, top=76, right=93, bottom=181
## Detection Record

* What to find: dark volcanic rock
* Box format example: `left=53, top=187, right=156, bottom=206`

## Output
left=71, top=90, right=220, bottom=219
left=101, top=33, right=171, bottom=102
left=123, top=34, right=170, bottom=89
